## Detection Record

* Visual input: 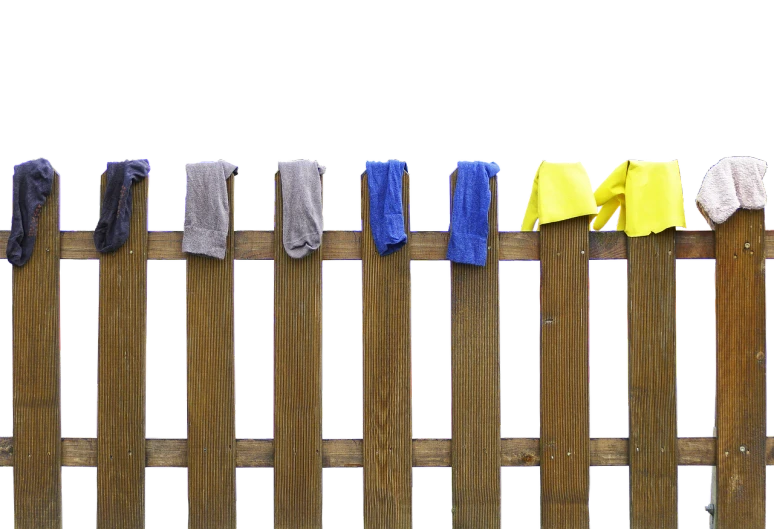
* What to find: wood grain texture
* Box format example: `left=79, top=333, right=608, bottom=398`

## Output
left=186, top=175, right=236, bottom=529
left=97, top=175, right=148, bottom=529
left=539, top=216, right=590, bottom=529
left=6, top=437, right=774, bottom=467
left=714, top=209, right=766, bottom=529
left=627, top=229, right=678, bottom=529
left=12, top=172, right=62, bottom=529
left=450, top=171, right=500, bottom=528
left=362, top=171, right=413, bottom=528
left=274, top=171, right=323, bottom=529
left=3, top=229, right=770, bottom=260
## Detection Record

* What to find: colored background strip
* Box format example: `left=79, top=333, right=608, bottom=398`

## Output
left=412, top=262, right=449, bottom=437
left=323, top=263, right=361, bottom=436
left=62, top=261, right=98, bottom=436
left=148, top=261, right=185, bottom=437
left=502, top=263, right=538, bottom=436
left=235, top=261, right=274, bottom=437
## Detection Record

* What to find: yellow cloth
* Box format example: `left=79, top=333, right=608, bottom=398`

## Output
left=521, top=161, right=597, bottom=231
left=592, top=160, right=686, bottom=237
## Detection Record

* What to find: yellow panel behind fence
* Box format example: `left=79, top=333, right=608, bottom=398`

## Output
left=148, top=261, right=185, bottom=437
left=412, top=262, right=449, bottom=437
left=503, top=468, right=538, bottom=529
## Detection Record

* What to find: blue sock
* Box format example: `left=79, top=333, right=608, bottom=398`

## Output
left=447, top=161, right=500, bottom=266
left=94, top=159, right=150, bottom=253
left=6, top=158, right=55, bottom=267
left=364, top=160, right=408, bottom=256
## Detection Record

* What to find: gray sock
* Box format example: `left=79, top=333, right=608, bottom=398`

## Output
left=278, top=160, right=325, bottom=258
left=94, top=159, right=150, bottom=253
left=182, top=160, right=238, bottom=259
left=6, top=158, right=55, bottom=267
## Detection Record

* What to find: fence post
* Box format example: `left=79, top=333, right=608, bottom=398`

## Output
left=450, top=170, right=501, bottom=528
left=714, top=209, right=766, bottom=528
left=361, top=169, right=413, bottom=528
left=274, top=171, right=323, bottom=528
left=186, top=173, right=237, bottom=528
left=539, top=216, right=590, bottom=528
left=12, top=171, right=62, bottom=529
left=97, top=175, right=149, bottom=528
left=627, top=228, right=678, bottom=528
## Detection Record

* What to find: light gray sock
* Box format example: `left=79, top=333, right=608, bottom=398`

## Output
left=696, top=156, right=767, bottom=228
left=182, top=160, right=238, bottom=259
left=278, top=159, right=325, bottom=258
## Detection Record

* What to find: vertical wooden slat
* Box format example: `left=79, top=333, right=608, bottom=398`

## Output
left=715, top=209, right=766, bottom=528
left=187, top=174, right=236, bottom=529
left=627, top=229, right=678, bottom=528
left=362, top=170, right=412, bottom=529
left=274, top=171, right=323, bottom=529
left=13, top=172, right=62, bottom=529
left=450, top=171, right=500, bottom=528
left=97, top=175, right=148, bottom=528
left=539, top=216, right=590, bottom=528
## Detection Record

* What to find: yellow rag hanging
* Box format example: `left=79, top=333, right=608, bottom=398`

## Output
left=521, top=161, right=597, bottom=231
left=592, top=160, right=686, bottom=237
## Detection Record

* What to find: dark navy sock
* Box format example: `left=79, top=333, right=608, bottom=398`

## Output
left=94, top=159, right=150, bottom=253
left=6, top=158, right=55, bottom=267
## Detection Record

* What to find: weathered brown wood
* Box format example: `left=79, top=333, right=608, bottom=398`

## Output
left=450, top=171, right=500, bottom=528
left=274, top=171, right=323, bottom=529
left=4, top=229, right=770, bottom=260
left=186, top=174, right=236, bottom=528
left=362, top=170, right=412, bottom=528
left=97, top=174, right=148, bottom=529
left=715, top=209, right=766, bottom=529
left=539, top=216, right=590, bottom=528
left=4, top=437, right=774, bottom=467
left=627, top=229, right=678, bottom=529
left=146, top=439, right=187, bottom=467
left=499, top=232, right=538, bottom=260
left=12, top=172, right=62, bottom=529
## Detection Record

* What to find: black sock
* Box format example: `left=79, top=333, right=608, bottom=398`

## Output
left=6, top=158, right=55, bottom=267
left=93, top=159, right=150, bottom=253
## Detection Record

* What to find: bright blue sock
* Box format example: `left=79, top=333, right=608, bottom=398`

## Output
left=364, top=160, right=408, bottom=256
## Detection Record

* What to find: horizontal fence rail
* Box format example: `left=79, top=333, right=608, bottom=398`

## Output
left=3, top=437, right=774, bottom=467
left=2, top=229, right=774, bottom=260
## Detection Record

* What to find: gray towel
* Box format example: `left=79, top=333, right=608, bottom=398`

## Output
left=182, top=160, right=238, bottom=259
left=696, top=156, right=767, bottom=228
left=278, top=160, right=325, bottom=258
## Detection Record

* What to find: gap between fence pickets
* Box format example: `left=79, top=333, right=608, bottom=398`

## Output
left=1, top=437, right=773, bottom=467
left=1, top=230, right=772, bottom=260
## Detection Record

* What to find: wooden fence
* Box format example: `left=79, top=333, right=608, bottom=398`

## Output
left=0, top=170, right=767, bottom=529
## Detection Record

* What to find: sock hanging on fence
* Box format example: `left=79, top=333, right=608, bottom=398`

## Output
left=364, top=160, right=408, bottom=256
left=182, top=160, right=238, bottom=259
left=696, top=156, right=767, bottom=228
left=446, top=161, right=500, bottom=266
left=278, top=159, right=325, bottom=259
left=593, top=160, right=686, bottom=237
left=93, top=159, right=150, bottom=253
left=6, top=158, right=55, bottom=267
left=521, top=161, right=597, bottom=231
